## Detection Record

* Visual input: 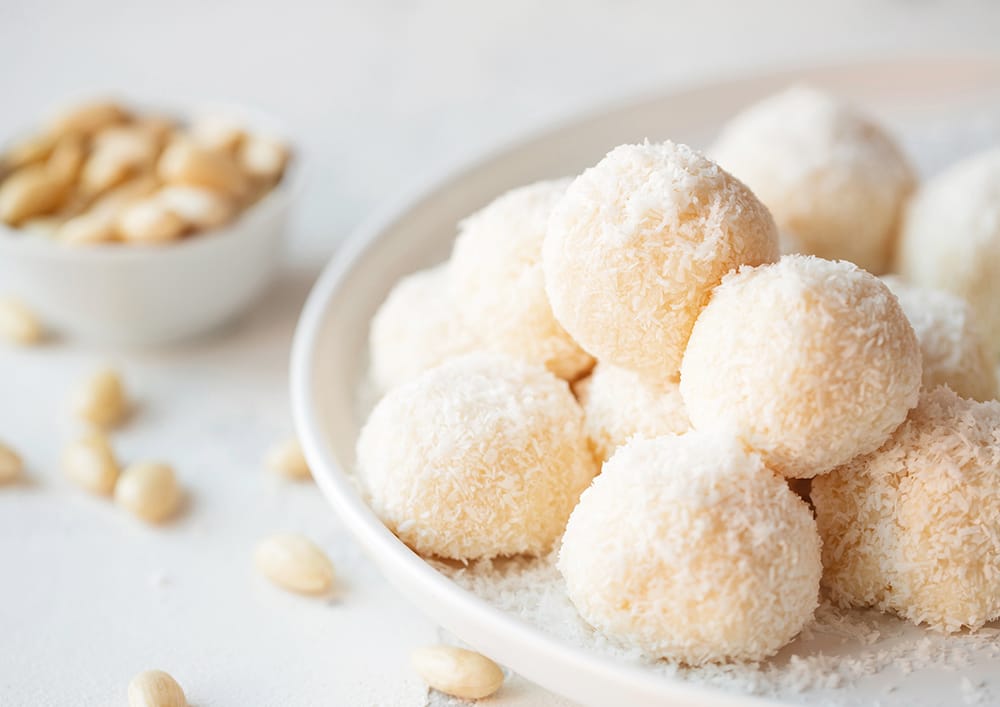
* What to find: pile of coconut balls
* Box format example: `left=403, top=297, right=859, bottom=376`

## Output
left=357, top=85, right=1000, bottom=666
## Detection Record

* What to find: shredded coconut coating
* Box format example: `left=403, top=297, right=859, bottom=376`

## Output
left=680, top=255, right=922, bottom=478
left=543, top=141, right=779, bottom=382
left=812, top=387, right=1000, bottom=633
left=710, top=86, right=915, bottom=274
left=573, top=363, right=690, bottom=462
left=896, top=147, right=1000, bottom=357
left=709, top=86, right=916, bottom=273
left=883, top=276, right=997, bottom=402
left=368, top=265, right=482, bottom=392
left=558, top=432, right=821, bottom=665
left=356, top=352, right=596, bottom=561
left=449, top=179, right=594, bottom=381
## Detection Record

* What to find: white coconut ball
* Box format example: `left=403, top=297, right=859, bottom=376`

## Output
left=680, top=255, right=922, bottom=478
left=883, top=276, right=997, bottom=402
left=450, top=179, right=594, bottom=380
left=368, top=265, right=481, bottom=392
left=559, top=431, right=821, bottom=664
left=356, top=352, right=596, bottom=561
left=812, top=386, right=1000, bottom=632
left=711, top=86, right=914, bottom=274
left=896, top=147, right=1000, bottom=357
left=573, top=364, right=690, bottom=462
left=543, top=141, right=779, bottom=382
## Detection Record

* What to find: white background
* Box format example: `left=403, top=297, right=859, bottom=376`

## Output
left=1, top=1, right=999, bottom=705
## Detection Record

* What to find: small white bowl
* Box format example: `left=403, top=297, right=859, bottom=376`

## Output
left=0, top=105, right=300, bottom=347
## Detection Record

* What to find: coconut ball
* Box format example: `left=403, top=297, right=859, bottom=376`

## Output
left=883, top=276, right=997, bottom=402
left=812, top=387, right=1000, bottom=632
left=896, top=147, right=1000, bottom=357
left=711, top=86, right=914, bottom=274
left=559, top=431, right=821, bottom=664
left=680, top=255, right=922, bottom=478
left=543, top=141, right=778, bottom=382
left=573, top=363, right=690, bottom=462
left=449, top=179, right=593, bottom=380
left=356, top=352, right=596, bottom=561
left=369, top=265, right=481, bottom=392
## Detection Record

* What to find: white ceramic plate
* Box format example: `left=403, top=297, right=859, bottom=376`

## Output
left=292, top=57, right=1000, bottom=707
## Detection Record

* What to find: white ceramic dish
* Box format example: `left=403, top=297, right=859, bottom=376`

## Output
left=0, top=104, right=300, bottom=347
left=292, top=57, right=1000, bottom=707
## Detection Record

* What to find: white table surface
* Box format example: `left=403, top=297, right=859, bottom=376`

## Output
left=1, top=1, right=999, bottom=705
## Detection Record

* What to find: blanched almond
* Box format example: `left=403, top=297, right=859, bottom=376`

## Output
left=63, top=433, right=120, bottom=495
left=157, top=185, right=233, bottom=229
left=411, top=645, right=504, bottom=700
left=158, top=139, right=247, bottom=197
left=127, top=669, right=187, bottom=707
left=71, top=367, right=128, bottom=427
left=255, top=533, right=334, bottom=594
left=0, top=165, right=66, bottom=224
left=0, top=297, right=44, bottom=345
left=115, top=462, right=181, bottom=523
left=118, top=199, right=186, bottom=244
left=0, top=441, right=23, bottom=483
left=265, top=437, right=311, bottom=480
left=49, top=100, right=128, bottom=137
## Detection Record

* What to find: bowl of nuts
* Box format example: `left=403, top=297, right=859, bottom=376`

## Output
left=0, top=98, right=298, bottom=346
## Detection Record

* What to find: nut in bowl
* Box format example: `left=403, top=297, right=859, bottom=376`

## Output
left=0, top=98, right=301, bottom=346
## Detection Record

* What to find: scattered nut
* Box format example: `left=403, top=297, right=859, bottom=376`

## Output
left=157, top=185, right=234, bottom=229
left=254, top=533, right=334, bottom=594
left=0, top=441, right=23, bottom=483
left=4, top=132, right=56, bottom=171
left=81, top=128, right=158, bottom=196
left=127, top=669, right=187, bottom=707
left=0, top=297, right=44, bottom=345
left=49, top=100, right=128, bottom=137
left=115, top=462, right=182, bottom=523
left=62, top=433, right=120, bottom=495
left=71, top=367, right=128, bottom=427
left=265, top=437, right=311, bottom=480
left=58, top=209, right=118, bottom=245
left=238, top=135, right=288, bottom=181
left=0, top=165, right=67, bottom=225
left=1, top=101, right=289, bottom=246
left=47, top=135, right=87, bottom=185
left=411, top=645, right=504, bottom=700
left=190, top=115, right=245, bottom=153
left=158, top=139, right=247, bottom=197
left=118, top=199, right=186, bottom=244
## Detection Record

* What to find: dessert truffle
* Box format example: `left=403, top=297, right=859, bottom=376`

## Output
left=812, top=387, right=1000, bottom=632
left=369, top=265, right=481, bottom=392
left=711, top=86, right=915, bottom=274
left=559, top=431, right=821, bottom=664
left=680, top=255, right=921, bottom=478
left=896, top=147, right=1000, bottom=356
left=574, top=363, right=690, bottom=462
left=449, top=179, right=593, bottom=380
left=357, top=352, right=596, bottom=560
left=543, top=141, right=778, bottom=382
left=883, top=276, right=996, bottom=401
